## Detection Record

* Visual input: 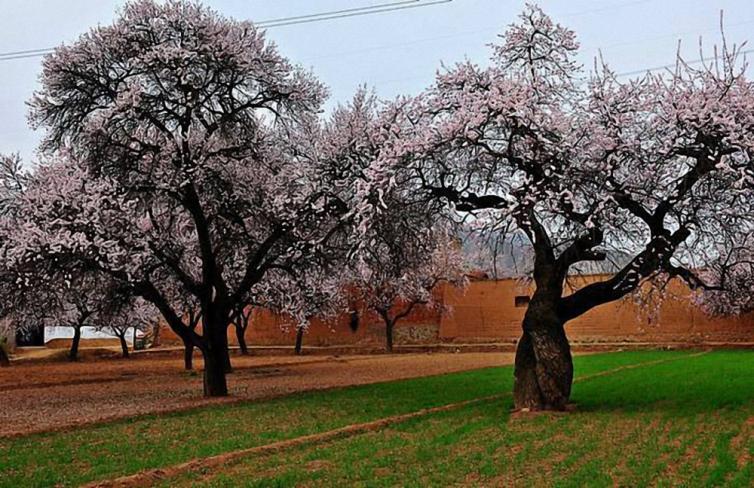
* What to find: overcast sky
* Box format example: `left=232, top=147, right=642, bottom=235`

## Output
left=1, top=0, right=753, bottom=161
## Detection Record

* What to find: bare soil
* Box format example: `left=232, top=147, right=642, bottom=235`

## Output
left=0, top=351, right=512, bottom=438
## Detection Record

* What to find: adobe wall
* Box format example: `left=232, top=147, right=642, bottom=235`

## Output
left=158, top=295, right=443, bottom=349
left=156, top=277, right=754, bottom=348
left=440, top=278, right=754, bottom=344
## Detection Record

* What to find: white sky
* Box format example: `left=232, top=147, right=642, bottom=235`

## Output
left=1, top=0, right=753, bottom=161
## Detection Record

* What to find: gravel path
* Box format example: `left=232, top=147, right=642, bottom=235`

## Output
left=0, top=352, right=513, bottom=438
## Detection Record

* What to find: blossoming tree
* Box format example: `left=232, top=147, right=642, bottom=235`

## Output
left=95, top=296, right=157, bottom=358
left=12, top=0, right=359, bottom=396
left=9, top=270, right=131, bottom=361
left=354, top=231, right=467, bottom=352
left=0, top=154, right=28, bottom=366
left=362, top=6, right=754, bottom=410
left=697, top=236, right=754, bottom=317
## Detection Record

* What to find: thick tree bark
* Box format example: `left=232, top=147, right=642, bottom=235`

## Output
left=118, top=334, right=130, bottom=358
left=236, top=323, right=249, bottom=356
left=220, top=328, right=233, bottom=374
left=513, top=296, right=573, bottom=411
left=294, top=327, right=304, bottom=355
left=69, top=325, right=82, bottom=362
left=201, top=312, right=231, bottom=397
left=201, top=344, right=228, bottom=397
left=184, top=342, right=194, bottom=370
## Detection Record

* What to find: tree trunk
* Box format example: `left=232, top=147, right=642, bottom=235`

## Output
left=69, top=326, right=81, bottom=361
left=220, top=327, right=232, bottom=373
left=236, top=323, right=249, bottom=356
left=201, top=344, right=229, bottom=397
left=385, top=321, right=394, bottom=353
left=151, top=321, right=161, bottom=348
left=200, top=311, right=231, bottom=397
left=184, top=342, right=194, bottom=370
left=118, top=334, right=130, bottom=358
left=513, top=296, right=573, bottom=411
left=294, top=327, right=304, bottom=355
left=0, top=345, right=9, bottom=367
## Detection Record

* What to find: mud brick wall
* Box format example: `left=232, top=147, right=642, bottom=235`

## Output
left=440, top=278, right=754, bottom=344
left=155, top=276, right=753, bottom=348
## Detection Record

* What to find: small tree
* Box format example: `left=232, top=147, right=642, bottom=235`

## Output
left=96, top=296, right=157, bottom=358
left=11, top=272, right=128, bottom=361
left=354, top=232, right=466, bottom=352
left=361, top=6, right=754, bottom=409
left=231, top=305, right=253, bottom=356
left=289, top=273, right=345, bottom=356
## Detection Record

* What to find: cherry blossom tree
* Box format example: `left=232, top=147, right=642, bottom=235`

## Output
left=0, top=154, right=32, bottom=366
left=9, top=271, right=127, bottom=361
left=697, top=236, right=754, bottom=316
left=12, top=0, right=362, bottom=396
left=95, top=297, right=157, bottom=358
left=361, top=6, right=754, bottom=410
left=231, top=305, right=253, bottom=356
left=289, top=270, right=346, bottom=356
left=354, top=230, right=466, bottom=352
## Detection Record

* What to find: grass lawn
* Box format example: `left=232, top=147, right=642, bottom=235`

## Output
left=2, top=350, right=753, bottom=487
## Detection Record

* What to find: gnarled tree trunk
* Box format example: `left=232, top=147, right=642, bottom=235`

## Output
left=513, top=293, right=573, bottom=411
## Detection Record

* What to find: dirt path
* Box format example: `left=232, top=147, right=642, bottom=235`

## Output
left=0, top=352, right=512, bottom=438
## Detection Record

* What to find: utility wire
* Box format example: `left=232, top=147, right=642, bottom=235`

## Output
left=0, top=0, right=451, bottom=61
left=260, top=0, right=451, bottom=28
left=616, top=47, right=753, bottom=77
left=257, top=0, right=420, bottom=25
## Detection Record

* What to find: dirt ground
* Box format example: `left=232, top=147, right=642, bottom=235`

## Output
left=0, top=351, right=513, bottom=438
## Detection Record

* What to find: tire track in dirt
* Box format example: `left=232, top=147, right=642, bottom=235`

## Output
left=87, top=351, right=709, bottom=488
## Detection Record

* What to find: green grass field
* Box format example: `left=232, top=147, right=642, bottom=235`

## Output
left=2, top=350, right=753, bottom=487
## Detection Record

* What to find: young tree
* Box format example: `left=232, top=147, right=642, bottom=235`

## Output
left=231, top=305, right=253, bottom=356
left=289, top=272, right=346, bottom=356
left=13, top=0, right=360, bottom=396
left=361, top=6, right=754, bottom=409
left=11, top=272, right=124, bottom=361
left=96, top=296, right=157, bottom=358
left=355, top=232, right=466, bottom=352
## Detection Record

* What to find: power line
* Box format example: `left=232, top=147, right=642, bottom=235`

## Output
left=0, top=0, right=452, bottom=62
left=259, top=0, right=452, bottom=28
left=616, top=48, right=754, bottom=77
left=257, top=0, right=420, bottom=26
